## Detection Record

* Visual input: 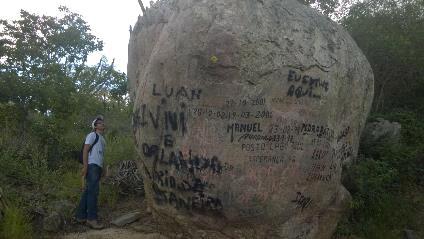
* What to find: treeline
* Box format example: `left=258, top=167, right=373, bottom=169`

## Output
left=0, top=6, right=132, bottom=166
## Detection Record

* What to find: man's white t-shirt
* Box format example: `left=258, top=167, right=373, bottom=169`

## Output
left=85, top=132, right=106, bottom=167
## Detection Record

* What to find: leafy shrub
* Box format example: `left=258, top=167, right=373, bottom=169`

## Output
left=53, top=170, right=83, bottom=204
left=0, top=137, right=55, bottom=190
left=336, top=111, right=424, bottom=238
left=0, top=205, right=32, bottom=239
left=105, top=135, right=137, bottom=167
left=99, top=183, right=119, bottom=209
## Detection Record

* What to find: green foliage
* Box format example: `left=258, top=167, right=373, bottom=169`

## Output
left=0, top=7, right=103, bottom=115
left=0, top=133, right=55, bottom=189
left=0, top=7, right=130, bottom=168
left=337, top=112, right=424, bottom=238
left=380, top=110, right=424, bottom=147
left=298, top=0, right=340, bottom=16
left=99, top=183, right=120, bottom=209
left=0, top=205, right=32, bottom=239
left=105, top=136, right=137, bottom=167
left=0, top=7, right=134, bottom=237
left=342, top=0, right=424, bottom=114
left=52, top=169, right=82, bottom=204
left=338, top=4, right=424, bottom=235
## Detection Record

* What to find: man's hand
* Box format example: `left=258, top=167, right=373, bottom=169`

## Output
left=81, top=165, right=88, bottom=177
left=80, top=175, right=86, bottom=191
left=80, top=165, right=87, bottom=191
left=101, top=165, right=109, bottom=178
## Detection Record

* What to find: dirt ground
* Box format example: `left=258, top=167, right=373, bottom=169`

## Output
left=60, top=197, right=173, bottom=239
left=62, top=228, right=169, bottom=239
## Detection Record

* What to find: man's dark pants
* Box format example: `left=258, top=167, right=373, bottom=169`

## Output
left=76, top=164, right=102, bottom=220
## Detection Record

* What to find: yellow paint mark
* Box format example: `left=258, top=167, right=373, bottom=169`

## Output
left=210, top=55, right=218, bottom=64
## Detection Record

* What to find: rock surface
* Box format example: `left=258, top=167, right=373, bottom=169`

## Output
left=128, top=0, right=374, bottom=238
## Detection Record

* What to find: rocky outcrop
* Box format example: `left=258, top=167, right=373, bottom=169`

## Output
left=362, top=118, right=402, bottom=145
left=43, top=200, right=74, bottom=232
left=128, top=0, right=374, bottom=238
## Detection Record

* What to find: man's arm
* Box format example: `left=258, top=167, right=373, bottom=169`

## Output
left=81, top=144, right=90, bottom=177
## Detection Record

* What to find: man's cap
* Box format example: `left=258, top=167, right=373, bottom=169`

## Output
left=91, top=115, right=104, bottom=129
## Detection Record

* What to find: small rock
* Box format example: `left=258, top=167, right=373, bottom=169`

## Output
left=43, top=212, right=62, bottom=232
left=51, top=200, right=74, bottom=217
left=111, top=211, right=142, bottom=227
left=362, top=118, right=402, bottom=144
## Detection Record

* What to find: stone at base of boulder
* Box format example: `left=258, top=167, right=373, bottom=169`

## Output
left=111, top=211, right=142, bottom=227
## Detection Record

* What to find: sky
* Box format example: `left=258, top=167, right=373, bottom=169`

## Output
left=0, top=0, right=153, bottom=73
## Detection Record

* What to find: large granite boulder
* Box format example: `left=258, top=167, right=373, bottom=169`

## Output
left=128, top=0, right=374, bottom=238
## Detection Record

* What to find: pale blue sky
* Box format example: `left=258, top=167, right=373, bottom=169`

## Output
left=0, top=0, right=153, bottom=73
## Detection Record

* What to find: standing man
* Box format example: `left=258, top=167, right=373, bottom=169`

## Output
left=76, top=116, right=106, bottom=229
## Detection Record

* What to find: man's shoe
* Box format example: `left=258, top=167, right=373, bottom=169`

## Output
left=86, top=220, right=104, bottom=230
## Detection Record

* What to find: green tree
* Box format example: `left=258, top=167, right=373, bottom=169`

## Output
left=0, top=6, right=103, bottom=117
left=342, top=0, right=424, bottom=114
left=334, top=1, right=424, bottom=238
left=76, top=56, right=129, bottom=107
left=0, top=7, right=129, bottom=167
left=299, top=0, right=340, bottom=16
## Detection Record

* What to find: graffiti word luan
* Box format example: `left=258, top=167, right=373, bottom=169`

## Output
left=142, top=143, right=225, bottom=174
left=152, top=84, right=202, bottom=101
left=291, top=192, right=312, bottom=211
left=227, top=122, right=263, bottom=142
left=152, top=183, right=223, bottom=212
left=286, top=69, right=329, bottom=99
